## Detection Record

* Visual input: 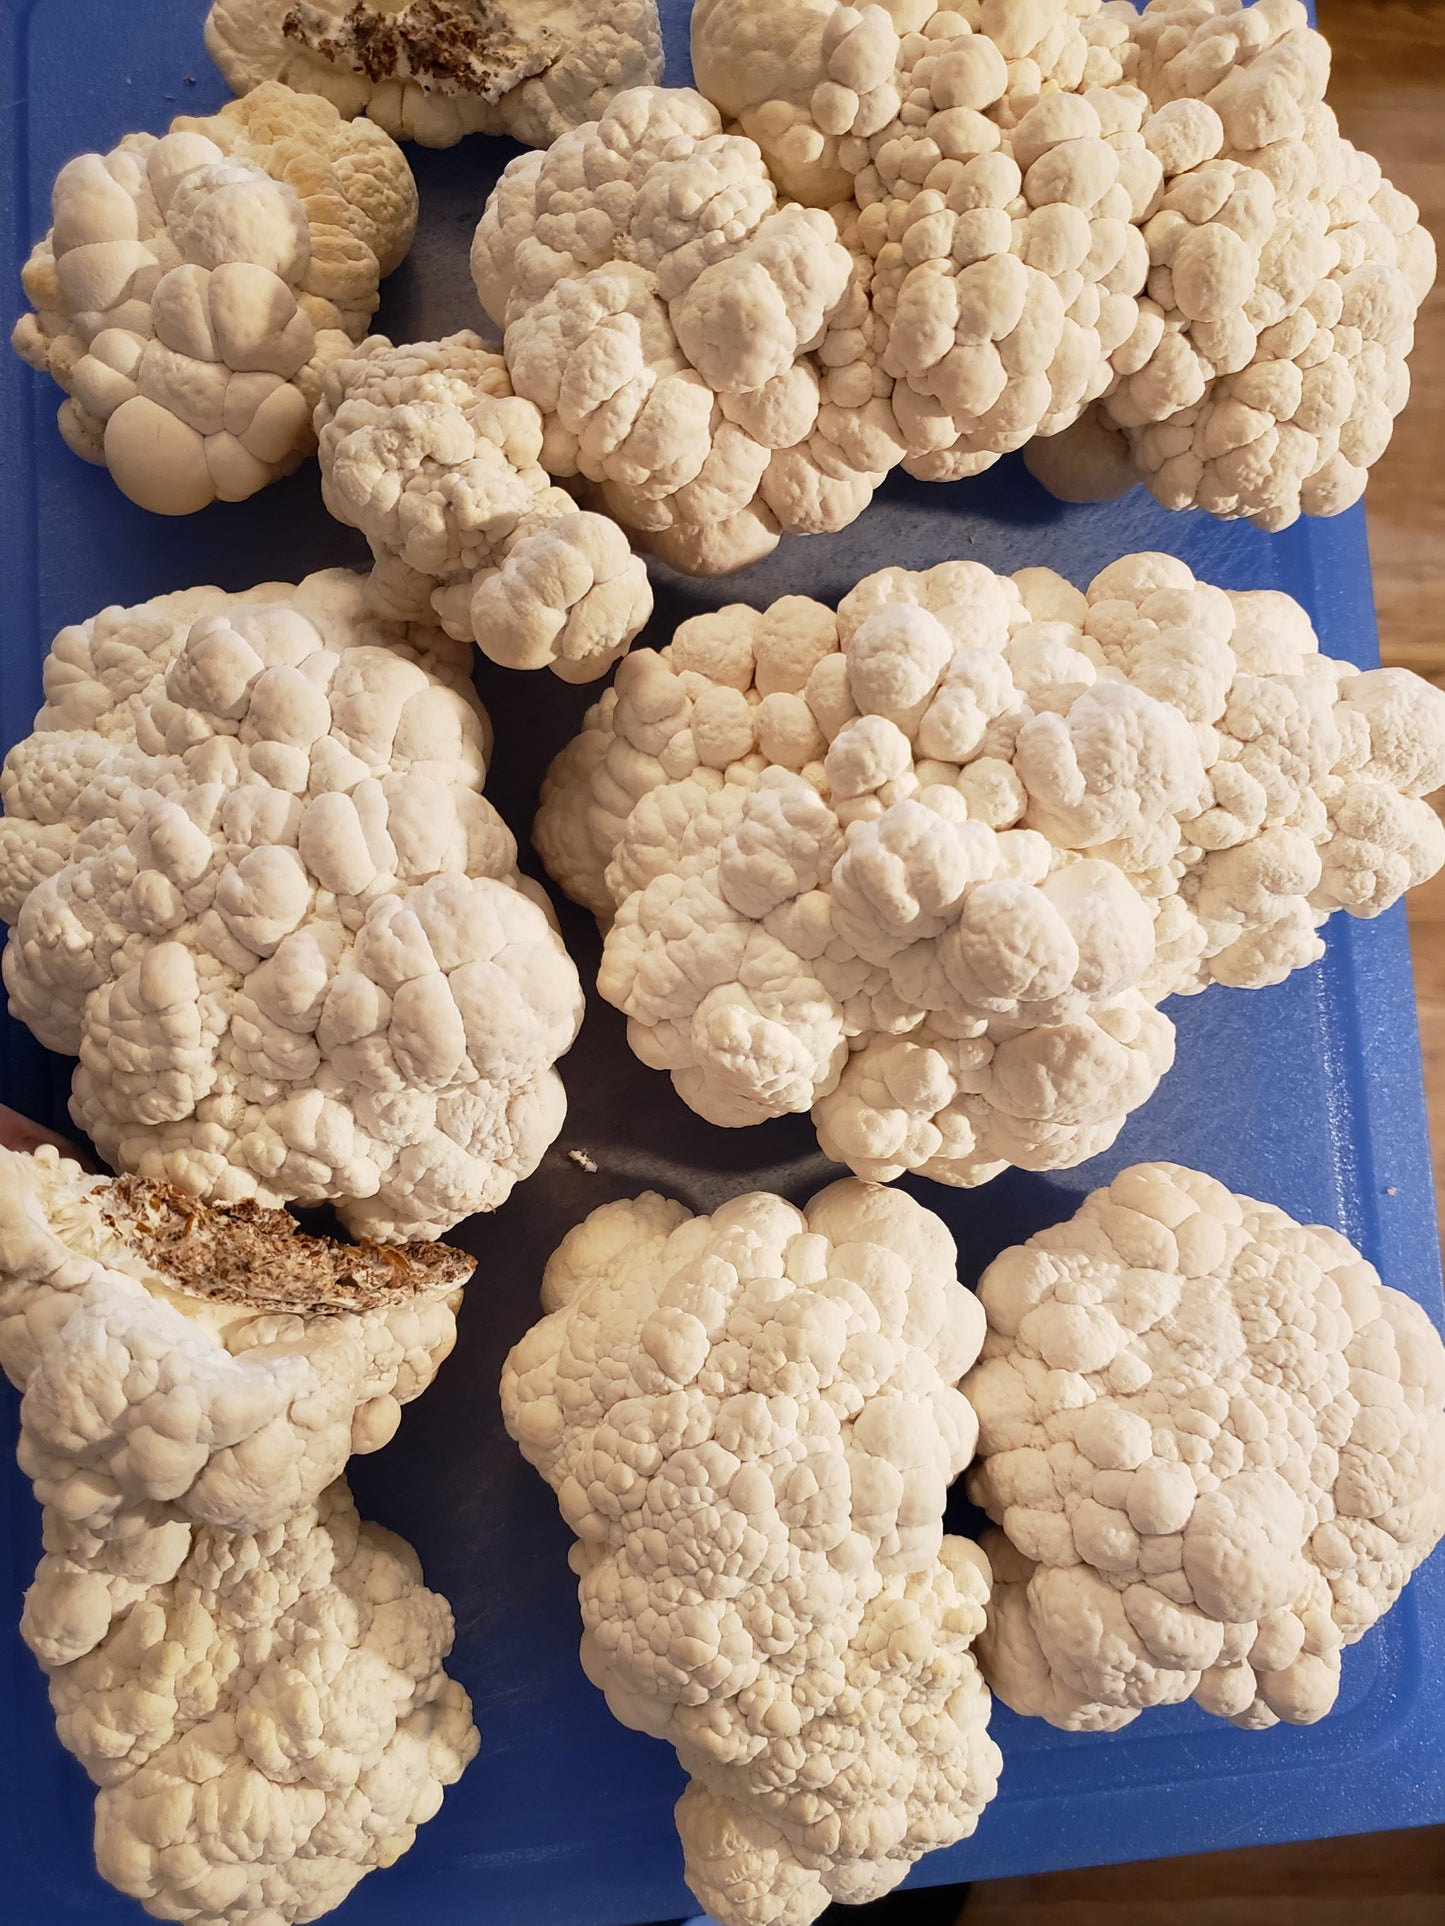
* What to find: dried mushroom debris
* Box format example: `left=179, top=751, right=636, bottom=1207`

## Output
left=503, top=1181, right=999, bottom=1926
left=11, top=82, right=417, bottom=514
left=0, top=1144, right=478, bottom=1926
left=283, top=0, right=561, bottom=99
left=965, top=1164, right=1445, bottom=1732
left=0, top=1144, right=474, bottom=1539
left=0, top=570, right=584, bottom=1242
left=536, top=551, right=1445, bottom=1185
left=207, top=0, right=664, bottom=147
left=99, top=1173, right=473, bottom=1314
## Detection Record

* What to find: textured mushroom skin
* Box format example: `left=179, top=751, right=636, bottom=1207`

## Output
left=206, top=0, right=664, bottom=148
left=471, top=86, right=863, bottom=577
left=0, top=1143, right=479, bottom=1926
left=473, top=0, right=1434, bottom=568
left=964, top=1162, right=1445, bottom=1732
left=707, top=0, right=1436, bottom=530
left=11, top=82, right=418, bottom=515
left=0, top=569, right=585, bottom=1240
left=315, top=331, right=654, bottom=681
left=535, top=550, right=1445, bottom=1186
left=502, top=1180, right=1000, bottom=1926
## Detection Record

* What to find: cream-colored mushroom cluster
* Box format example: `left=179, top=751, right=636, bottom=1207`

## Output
left=535, top=550, right=1445, bottom=1185
left=1031, top=0, right=1438, bottom=525
left=965, top=1162, right=1445, bottom=1731
left=0, top=571, right=584, bottom=1240
left=471, top=0, right=1433, bottom=569
left=206, top=0, right=665, bottom=149
left=0, top=1143, right=479, bottom=1926
left=4, top=5, right=1445, bottom=1922
left=78, top=1482, right=477, bottom=1926
left=502, top=1180, right=1000, bottom=1926
left=316, top=332, right=654, bottom=680
left=692, top=0, right=1141, bottom=204
left=696, top=0, right=1158, bottom=491
left=472, top=86, right=863, bottom=576
left=11, top=83, right=417, bottom=515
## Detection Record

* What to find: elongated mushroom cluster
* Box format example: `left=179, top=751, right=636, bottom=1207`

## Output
left=0, top=1143, right=479, bottom=1926
left=12, top=83, right=417, bottom=515
left=503, top=1180, right=999, bottom=1926
left=474, top=0, right=1434, bottom=568
left=536, top=551, right=1445, bottom=1183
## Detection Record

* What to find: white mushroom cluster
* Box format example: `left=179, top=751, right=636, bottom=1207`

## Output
left=842, top=33, right=1156, bottom=484
left=0, top=571, right=584, bottom=1241
left=502, top=1181, right=999, bottom=1926
left=206, top=0, right=665, bottom=149
left=692, top=0, right=1130, bottom=207
left=0, top=1143, right=479, bottom=1926
left=965, top=1163, right=1445, bottom=1731
left=1030, top=0, right=1438, bottom=526
left=535, top=552, right=1445, bottom=1186
left=11, top=82, right=417, bottom=515
left=473, top=0, right=1432, bottom=567
left=315, top=332, right=654, bottom=680
left=471, top=86, right=863, bottom=576
left=696, top=0, right=1157, bottom=489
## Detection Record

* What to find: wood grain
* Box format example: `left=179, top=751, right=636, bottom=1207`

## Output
left=960, top=1825, right=1445, bottom=1924
left=1408, top=853, right=1445, bottom=1210
left=1322, top=0, right=1445, bottom=688
left=953, top=3, right=1445, bottom=1918
left=1327, top=0, right=1445, bottom=1238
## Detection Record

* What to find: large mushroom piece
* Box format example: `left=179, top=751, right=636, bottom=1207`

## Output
left=471, top=86, right=866, bottom=575
left=0, top=1142, right=480, bottom=1926
left=0, top=570, right=585, bottom=1240
left=965, top=1162, right=1445, bottom=1731
left=12, top=82, right=417, bottom=514
left=473, top=0, right=1435, bottom=568
left=535, top=550, right=1445, bottom=1187
left=503, top=1180, right=1000, bottom=1926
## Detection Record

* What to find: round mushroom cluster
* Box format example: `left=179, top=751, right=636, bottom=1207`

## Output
left=966, top=1162, right=1445, bottom=1731
left=12, top=83, right=418, bottom=515
left=536, top=551, right=1445, bottom=1185
left=472, top=86, right=864, bottom=576
left=0, top=571, right=584, bottom=1240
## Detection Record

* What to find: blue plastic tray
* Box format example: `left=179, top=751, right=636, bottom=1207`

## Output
left=2, top=5, right=1442, bottom=1923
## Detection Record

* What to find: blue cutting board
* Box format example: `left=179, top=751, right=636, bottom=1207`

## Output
left=1, top=5, right=1441, bottom=1924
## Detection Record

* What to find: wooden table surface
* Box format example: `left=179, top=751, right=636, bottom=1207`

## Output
left=1329, top=2, right=1445, bottom=1229
left=959, top=4, right=1445, bottom=1919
